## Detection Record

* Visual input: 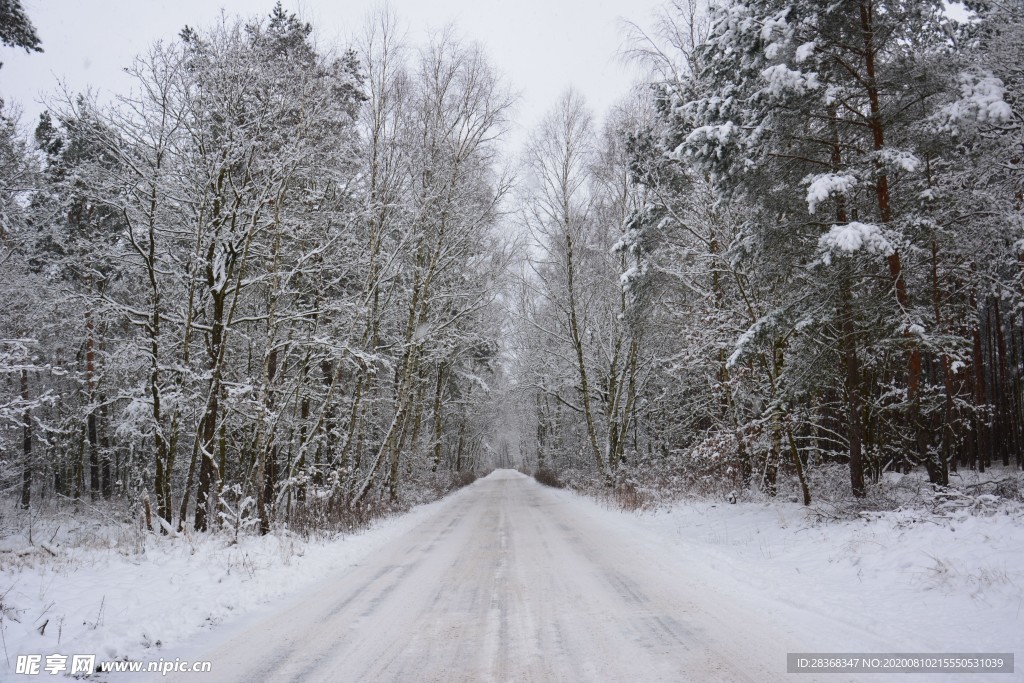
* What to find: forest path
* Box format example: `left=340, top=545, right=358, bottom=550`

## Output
left=161, top=470, right=852, bottom=682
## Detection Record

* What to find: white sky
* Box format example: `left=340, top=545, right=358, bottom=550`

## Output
left=0, top=0, right=664, bottom=153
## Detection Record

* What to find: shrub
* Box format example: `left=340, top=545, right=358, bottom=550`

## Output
left=533, top=467, right=565, bottom=489
left=450, top=470, right=478, bottom=490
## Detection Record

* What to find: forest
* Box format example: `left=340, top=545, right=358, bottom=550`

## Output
left=2, top=0, right=1022, bottom=536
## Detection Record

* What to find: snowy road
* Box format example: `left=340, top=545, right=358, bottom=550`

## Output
left=163, top=471, right=830, bottom=682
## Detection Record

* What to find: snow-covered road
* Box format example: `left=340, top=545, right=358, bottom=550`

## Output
left=163, top=470, right=843, bottom=682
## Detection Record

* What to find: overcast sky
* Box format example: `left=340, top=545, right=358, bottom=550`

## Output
left=0, top=0, right=663, bottom=153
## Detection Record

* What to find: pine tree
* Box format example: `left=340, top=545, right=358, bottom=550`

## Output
left=0, top=0, right=42, bottom=67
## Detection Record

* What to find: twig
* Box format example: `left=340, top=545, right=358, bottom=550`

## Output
left=34, top=601, right=54, bottom=625
left=0, top=613, right=8, bottom=668
left=54, top=492, right=128, bottom=527
left=89, top=596, right=105, bottom=630
left=964, top=477, right=1014, bottom=490
left=156, top=516, right=180, bottom=538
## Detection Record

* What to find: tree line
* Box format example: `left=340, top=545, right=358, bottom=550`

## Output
left=511, top=0, right=1023, bottom=502
left=1, top=4, right=512, bottom=532
left=3, top=0, right=1023, bottom=525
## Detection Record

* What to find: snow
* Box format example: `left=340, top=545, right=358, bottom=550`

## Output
left=210, top=245, right=229, bottom=295
left=0, top=490, right=469, bottom=676
left=4, top=472, right=1023, bottom=680
left=413, top=321, right=431, bottom=341
left=804, top=172, right=857, bottom=214
left=939, top=71, right=1013, bottom=130
left=878, top=148, right=922, bottom=173
left=679, top=119, right=746, bottom=163
left=683, top=121, right=736, bottom=149
left=760, top=63, right=820, bottom=97
left=619, top=264, right=642, bottom=287
left=575, top=482, right=1024, bottom=662
left=166, top=471, right=1024, bottom=681
left=764, top=42, right=783, bottom=60
left=794, top=41, right=815, bottom=63
left=759, top=11, right=789, bottom=43
left=727, top=312, right=779, bottom=369
left=818, top=221, right=895, bottom=264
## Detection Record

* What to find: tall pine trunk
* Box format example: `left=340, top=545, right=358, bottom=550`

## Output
left=858, top=0, right=925, bottom=473
left=829, top=104, right=866, bottom=497
left=20, top=369, right=32, bottom=510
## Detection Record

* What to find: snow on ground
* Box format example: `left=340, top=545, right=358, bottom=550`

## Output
left=0, top=488, right=470, bottom=677
left=155, top=470, right=1024, bottom=682
left=1, top=470, right=1022, bottom=680
left=574, top=478, right=1024, bottom=661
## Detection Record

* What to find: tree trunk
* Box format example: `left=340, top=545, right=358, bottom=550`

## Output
left=971, top=299, right=988, bottom=473
left=194, top=385, right=221, bottom=532
left=194, top=287, right=227, bottom=532
left=100, top=399, right=112, bottom=498
left=565, top=232, right=606, bottom=476
left=764, top=412, right=780, bottom=497
left=431, top=365, right=445, bottom=472
left=859, top=0, right=925, bottom=470
left=177, top=439, right=200, bottom=532
left=841, top=283, right=867, bottom=497
left=787, top=426, right=811, bottom=505
left=994, top=301, right=1018, bottom=467
left=257, top=348, right=279, bottom=536
left=20, top=369, right=32, bottom=510
left=829, top=103, right=866, bottom=497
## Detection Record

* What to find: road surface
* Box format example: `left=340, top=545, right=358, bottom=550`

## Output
left=165, top=470, right=811, bottom=682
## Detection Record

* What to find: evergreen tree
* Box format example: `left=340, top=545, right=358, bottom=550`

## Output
left=0, top=0, right=42, bottom=67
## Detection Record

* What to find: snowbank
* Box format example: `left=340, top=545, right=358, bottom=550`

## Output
left=0, top=490, right=466, bottom=676
left=563, top=485, right=1024, bottom=659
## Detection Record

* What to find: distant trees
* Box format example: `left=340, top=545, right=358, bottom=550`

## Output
left=350, top=20, right=514, bottom=508
left=513, top=91, right=648, bottom=482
